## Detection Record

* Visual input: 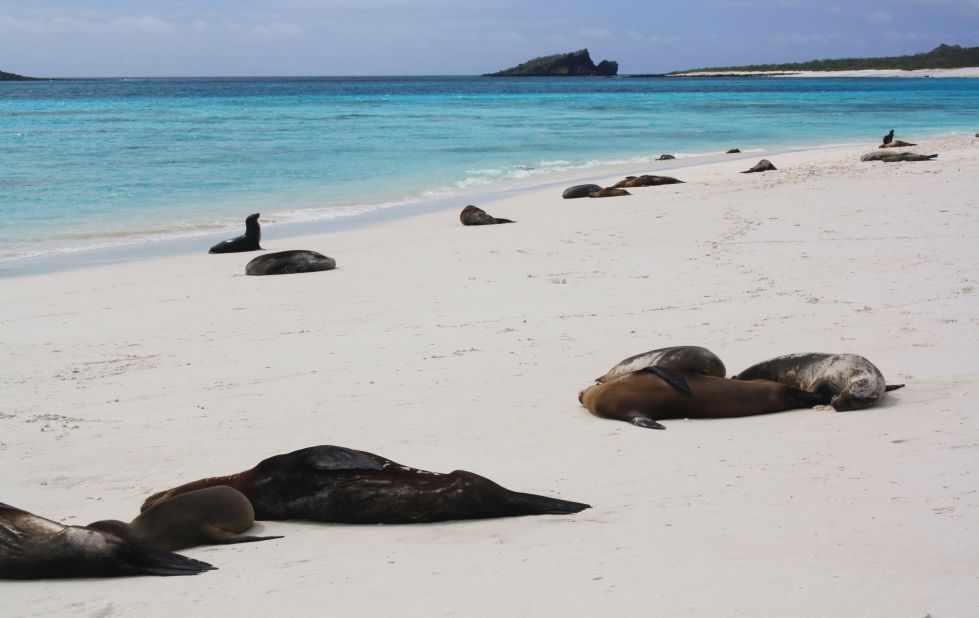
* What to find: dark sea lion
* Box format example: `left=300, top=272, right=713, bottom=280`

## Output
left=882, top=129, right=894, bottom=145
left=596, top=345, right=727, bottom=384
left=209, top=213, right=262, bottom=254
left=562, top=184, right=602, bottom=199
left=861, top=151, right=937, bottom=162
left=578, top=367, right=833, bottom=429
left=741, top=159, right=777, bottom=173
left=879, top=140, right=916, bottom=148
left=588, top=188, right=631, bottom=198
left=0, top=502, right=214, bottom=579
left=460, top=205, right=514, bottom=225
left=245, top=250, right=336, bottom=276
left=141, top=445, right=590, bottom=524
left=612, top=175, right=684, bottom=188
left=657, top=154, right=676, bottom=160
left=732, top=352, right=904, bottom=411
left=87, top=486, right=281, bottom=551
left=726, top=148, right=741, bottom=154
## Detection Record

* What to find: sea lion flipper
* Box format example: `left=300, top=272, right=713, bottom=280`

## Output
left=119, top=543, right=216, bottom=576
left=206, top=527, right=284, bottom=545
left=885, top=384, right=906, bottom=391
left=630, top=416, right=666, bottom=430
left=640, top=366, right=692, bottom=395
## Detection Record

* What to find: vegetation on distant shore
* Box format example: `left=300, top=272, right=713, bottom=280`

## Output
left=671, top=44, right=979, bottom=74
left=1, top=69, right=35, bottom=80
left=486, top=49, right=618, bottom=77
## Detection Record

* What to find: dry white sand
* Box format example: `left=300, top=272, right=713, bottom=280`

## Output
left=2, top=137, right=978, bottom=616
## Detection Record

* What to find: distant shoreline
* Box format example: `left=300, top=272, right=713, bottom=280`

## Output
left=665, top=67, right=979, bottom=79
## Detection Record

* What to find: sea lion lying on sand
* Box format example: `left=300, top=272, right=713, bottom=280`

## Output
left=588, top=188, right=631, bottom=198
left=579, top=367, right=832, bottom=429
left=726, top=149, right=741, bottom=154
left=879, top=140, right=916, bottom=148
left=733, top=352, right=904, bottom=411
left=657, top=154, right=676, bottom=160
left=460, top=205, right=514, bottom=225
left=861, top=151, right=937, bottom=162
left=596, top=345, right=727, bottom=384
left=0, top=502, right=214, bottom=579
left=245, top=250, right=336, bottom=276
left=563, top=184, right=603, bottom=199
left=209, top=213, right=262, bottom=254
left=612, top=175, right=684, bottom=188
left=741, top=159, right=777, bottom=173
left=142, top=445, right=590, bottom=524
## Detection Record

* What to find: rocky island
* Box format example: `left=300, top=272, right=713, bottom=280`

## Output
left=1, top=69, right=35, bottom=80
left=485, top=49, right=618, bottom=77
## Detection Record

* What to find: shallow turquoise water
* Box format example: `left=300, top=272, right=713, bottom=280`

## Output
left=1, top=76, right=977, bottom=266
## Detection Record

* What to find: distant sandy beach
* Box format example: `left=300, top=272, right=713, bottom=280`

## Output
left=2, top=137, right=977, bottom=616
left=672, top=67, right=979, bottom=78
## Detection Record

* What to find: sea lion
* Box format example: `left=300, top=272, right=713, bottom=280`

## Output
left=141, top=445, right=590, bottom=524
left=596, top=346, right=726, bottom=384
left=578, top=367, right=833, bottom=429
left=0, top=502, right=214, bottom=579
left=726, top=148, right=741, bottom=154
left=612, top=175, right=683, bottom=188
left=882, top=129, right=894, bottom=145
left=861, top=151, right=937, bottom=162
left=732, top=352, right=905, bottom=411
left=741, top=159, right=777, bottom=173
left=245, top=250, right=336, bottom=276
left=562, top=184, right=602, bottom=199
left=657, top=154, right=676, bottom=160
left=87, top=486, right=281, bottom=551
left=879, top=140, right=916, bottom=148
left=209, top=213, right=262, bottom=254
left=460, top=205, right=514, bottom=226
left=588, top=188, right=631, bottom=198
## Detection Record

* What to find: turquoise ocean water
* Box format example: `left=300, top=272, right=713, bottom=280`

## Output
left=1, top=76, right=977, bottom=274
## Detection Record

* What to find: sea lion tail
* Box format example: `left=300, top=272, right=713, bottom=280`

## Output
left=885, top=384, right=906, bottom=392
left=119, top=543, right=217, bottom=576
left=791, top=389, right=834, bottom=407
left=506, top=491, right=591, bottom=516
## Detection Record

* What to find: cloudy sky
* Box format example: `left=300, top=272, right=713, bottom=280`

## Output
left=2, top=0, right=977, bottom=76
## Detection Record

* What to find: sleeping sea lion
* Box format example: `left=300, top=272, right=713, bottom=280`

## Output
left=588, top=188, right=630, bottom=198
left=245, top=250, right=336, bottom=276
left=563, top=184, right=603, bottom=199
left=209, top=213, right=262, bottom=254
left=726, top=149, right=741, bottom=154
left=732, top=352, right=904, bottom=411
left=0, top=502, right=214, bottom=579
left=141, top=445, right=589, bottom=524
left=861, top=151, right=937, bottom=162
left=657, top=154, right=676, bottom=160
left=578, top=367, right=832, bottom=429
left=879, top=140, right=916, bottom=148
left=596, top=345, right=726, bottom=384
left=460, top=205, right=514, bottom=225
left=741, top=159, right=777, bottom=173
left=612, top=175, right=684, bottom=188
left=87, top=486, right=281, bottom=551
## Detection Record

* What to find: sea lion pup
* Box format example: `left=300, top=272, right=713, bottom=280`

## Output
left=860, top=151, right=937, bottom=162
left=741, top=159, right=777, bottom=173
left=879, top=140, right=916, bottom=148
left=596, top=345, right=726, bottom=384
left=209, top=213, right=262, bottom=254
left=657, top=154, right=676, bottom=160
left=562, top=184, right=603, bottom=199
left=245, top=250, right=336, bottom=276
left=578, top=367, right=833, bottom=429
left=588, top=187, right=631, bottom=198
left=726, top=148, right=741, bottom=154
left=882, top=129, right=894, bottom=145
left=612, top=175, right=684, bottom=188
left=460, top=205, right=514, bottom=225
left=732, top=352, right=905, bottom=411
left=87, top=486, right=281, bottom=551
left=0, top=502, right=214, bottom=579
left=141, top=445, right=590, bottom=524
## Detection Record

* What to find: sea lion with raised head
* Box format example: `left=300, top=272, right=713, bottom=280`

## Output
left=209, top=213, right=262, bottom=254
left=732, top=352, right=904, bottom=411
left=596, top=345, right=726, bottom=384
left=612, top=175, right=684, bottom=188
left=563, top=184, right=603, bottom=199
left=0, top=502, right=214, bottom=579
left=142, top=445, right=590, bottom=524
left=88, top=486, right=281, bottom=551
left=882, top=129, right=894, bottom=145
left=460, top=205, right=514, bottom=225
left=245, top=250, right=336, bottom=276
left=578, top=367, right=833, bottom=429
left=588, top=188, right=631, bottom=198
left=861, top=151, right=937, bottom=162
left=741, top=159, right=777, bottom=173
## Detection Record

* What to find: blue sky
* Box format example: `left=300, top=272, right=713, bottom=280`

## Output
left=2, top=1, right=978, bottom=76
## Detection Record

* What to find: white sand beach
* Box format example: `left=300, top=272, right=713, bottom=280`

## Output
left=672, top=67, right=979, bottom=78
left=2, top=137, right=978, bottom=616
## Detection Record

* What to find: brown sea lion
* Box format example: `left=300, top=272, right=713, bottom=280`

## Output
left=596, top=345, right=726, bottom=384
left=245, top=250, right=336, bottom=275
left=732, top=352, right=904, bottom=411
left=612, top=175, right=684, bottom=188
left=0, top=502, right=214, bottom=579
left=141, top=445, right=589, bottom=524
left=741, top=159, right=777, bottom=173
left=879, top=140, right=916, bottom=148
left=88, top=486, right=281, bottom=551
left=861, top=151, right=937, bottom=162
left=588, top=188, right=631, bottom=198
left=460, top=205, right=514, bottom=225
left=209, top=213, right=262, bottom=254
left=563, top=184, right=603, bottom=199
left=578, top=367, right=833, bottom=429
